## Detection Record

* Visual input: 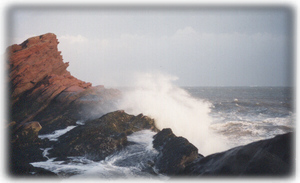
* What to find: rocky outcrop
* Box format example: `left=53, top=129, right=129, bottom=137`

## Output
left=8, top=33, right=121, bottom=133
left=9, top=121, right=55, bottom=176
left=184, top=132, right=293, bottom=176
left=152, top=128, right=199, bottom=175
left=9, top=33, right=90, bottom=104
left=34, top=85, right=121, bottom=135
left=9, top=33, right=87, bottom=125
left=49, top=110, right=159, bottom=161
left=8, top=33, right=121, bottom=175
left=151, top=129, right=293, bottom=176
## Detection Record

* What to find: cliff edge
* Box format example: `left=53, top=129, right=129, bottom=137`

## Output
left=8, top=33, right=120, bottom=133
left=7, top=33, right=123, bottom=175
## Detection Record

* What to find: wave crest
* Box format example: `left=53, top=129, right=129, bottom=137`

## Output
left=118, top=72, right=228, bottom=155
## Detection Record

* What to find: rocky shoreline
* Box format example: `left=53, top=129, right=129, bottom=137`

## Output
left=7, top=33, right=294, bottom=178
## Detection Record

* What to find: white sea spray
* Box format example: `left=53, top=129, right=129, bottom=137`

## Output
left=38, top=126, right=76, bottom=141
left=117, top=72, right=229, bottom=155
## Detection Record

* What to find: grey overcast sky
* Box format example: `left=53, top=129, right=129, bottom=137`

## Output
left=7, top=6, right=294, bottom=87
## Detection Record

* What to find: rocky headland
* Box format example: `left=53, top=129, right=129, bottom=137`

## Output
left=7, top=33, right=294, bottom=177
left=8, top=33, right=122, bottom=175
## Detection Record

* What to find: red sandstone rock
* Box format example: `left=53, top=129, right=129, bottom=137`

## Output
left=8, top=33, right=123, bottom=176
left=7, top=33, right=105, bottom=130
left=8, top=33, right=92, bottom=106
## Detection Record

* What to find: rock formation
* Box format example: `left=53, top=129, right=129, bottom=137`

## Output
left=7, top=33, right=294, bottom=178
left=8, top=33, right=120, bottom=134
left=151, top=129, right=294, bottom=176
left=49, top=110, right=159, bottom=161
left=9, top=120, right=55, bottom=176
left=183, top=132, right=293, bottom=176
left=152, top=128, right=200, bottom=175
left=7, top=33, right=121, bottom=175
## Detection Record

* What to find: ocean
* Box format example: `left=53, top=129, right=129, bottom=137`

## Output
left=31, top=86, right=294, bottom=178
left=185, top=87, right=294, bottom=147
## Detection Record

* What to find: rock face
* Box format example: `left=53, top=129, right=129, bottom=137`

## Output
left=152, top=128, right=199, bottom=175
left=49, top=110, right=159, bottom=161
left=9, top=33, right=88, bottom=126
left=33, top=84, right=121, bottom=135
left=8, top=33, right=121, bottom=175
left=8, top=33, right=120, bottom=133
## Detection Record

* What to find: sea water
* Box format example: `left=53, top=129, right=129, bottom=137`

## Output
left=185, top=87, right=294, bottom=147
left=32, top=130, right=167, bottom=179
left=31, top=85, right=294, bottom=178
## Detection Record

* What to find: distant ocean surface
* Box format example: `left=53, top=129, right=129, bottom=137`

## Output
left=31, top=86, right=294, bottom=178
left=184, top=86, right=294, bottom=147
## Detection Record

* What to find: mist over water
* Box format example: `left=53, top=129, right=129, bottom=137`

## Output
left=118, top=72, right=229, bottom=155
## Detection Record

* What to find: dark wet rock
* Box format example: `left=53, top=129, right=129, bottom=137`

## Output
left=152, top=128, right=176, bottom=150
left=9, top=121, right=49, bottom=176
left=49, top=110, right=159, bottom=161
left=182, top=132, right=294, bottom=176
left=152, top=130, right=293, bottom=177
left=10, top=163, right=57, bottom=177
left=152, top=128, right=200, bottom=175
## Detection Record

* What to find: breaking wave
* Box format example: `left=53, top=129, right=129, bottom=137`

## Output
left=117, top=72, right=229, bottom=155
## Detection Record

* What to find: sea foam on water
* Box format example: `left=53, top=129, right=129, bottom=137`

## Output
left=118, top=72, right=229, bottom=155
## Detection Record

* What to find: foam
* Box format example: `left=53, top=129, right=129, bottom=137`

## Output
left=38, top=126, right=77, bottom=141
left=117, top=72, right=229, bottom=155
left=31, top=130, right=165, bottom=179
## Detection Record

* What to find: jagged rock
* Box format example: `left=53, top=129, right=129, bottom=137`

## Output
left=152, top=128, right=176, bottom=150
left=8, top=32, right=121, bottom=133
left=183, top=132, right=294, bottom=176
left=8, top=33, right=121, bottom=175
left=49, top=110, right=159, bottom=161
left=152, top=128, right=200, bottom=175
left=8, top=33, right=94, bottom=131
left=8, top=33, right=91, bottom=106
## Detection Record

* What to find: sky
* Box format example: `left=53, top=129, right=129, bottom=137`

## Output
left=6, top=5, right=294, bottom=87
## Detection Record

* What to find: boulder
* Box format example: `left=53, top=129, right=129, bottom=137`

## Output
left=49, top=110, right=159, bottom=161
